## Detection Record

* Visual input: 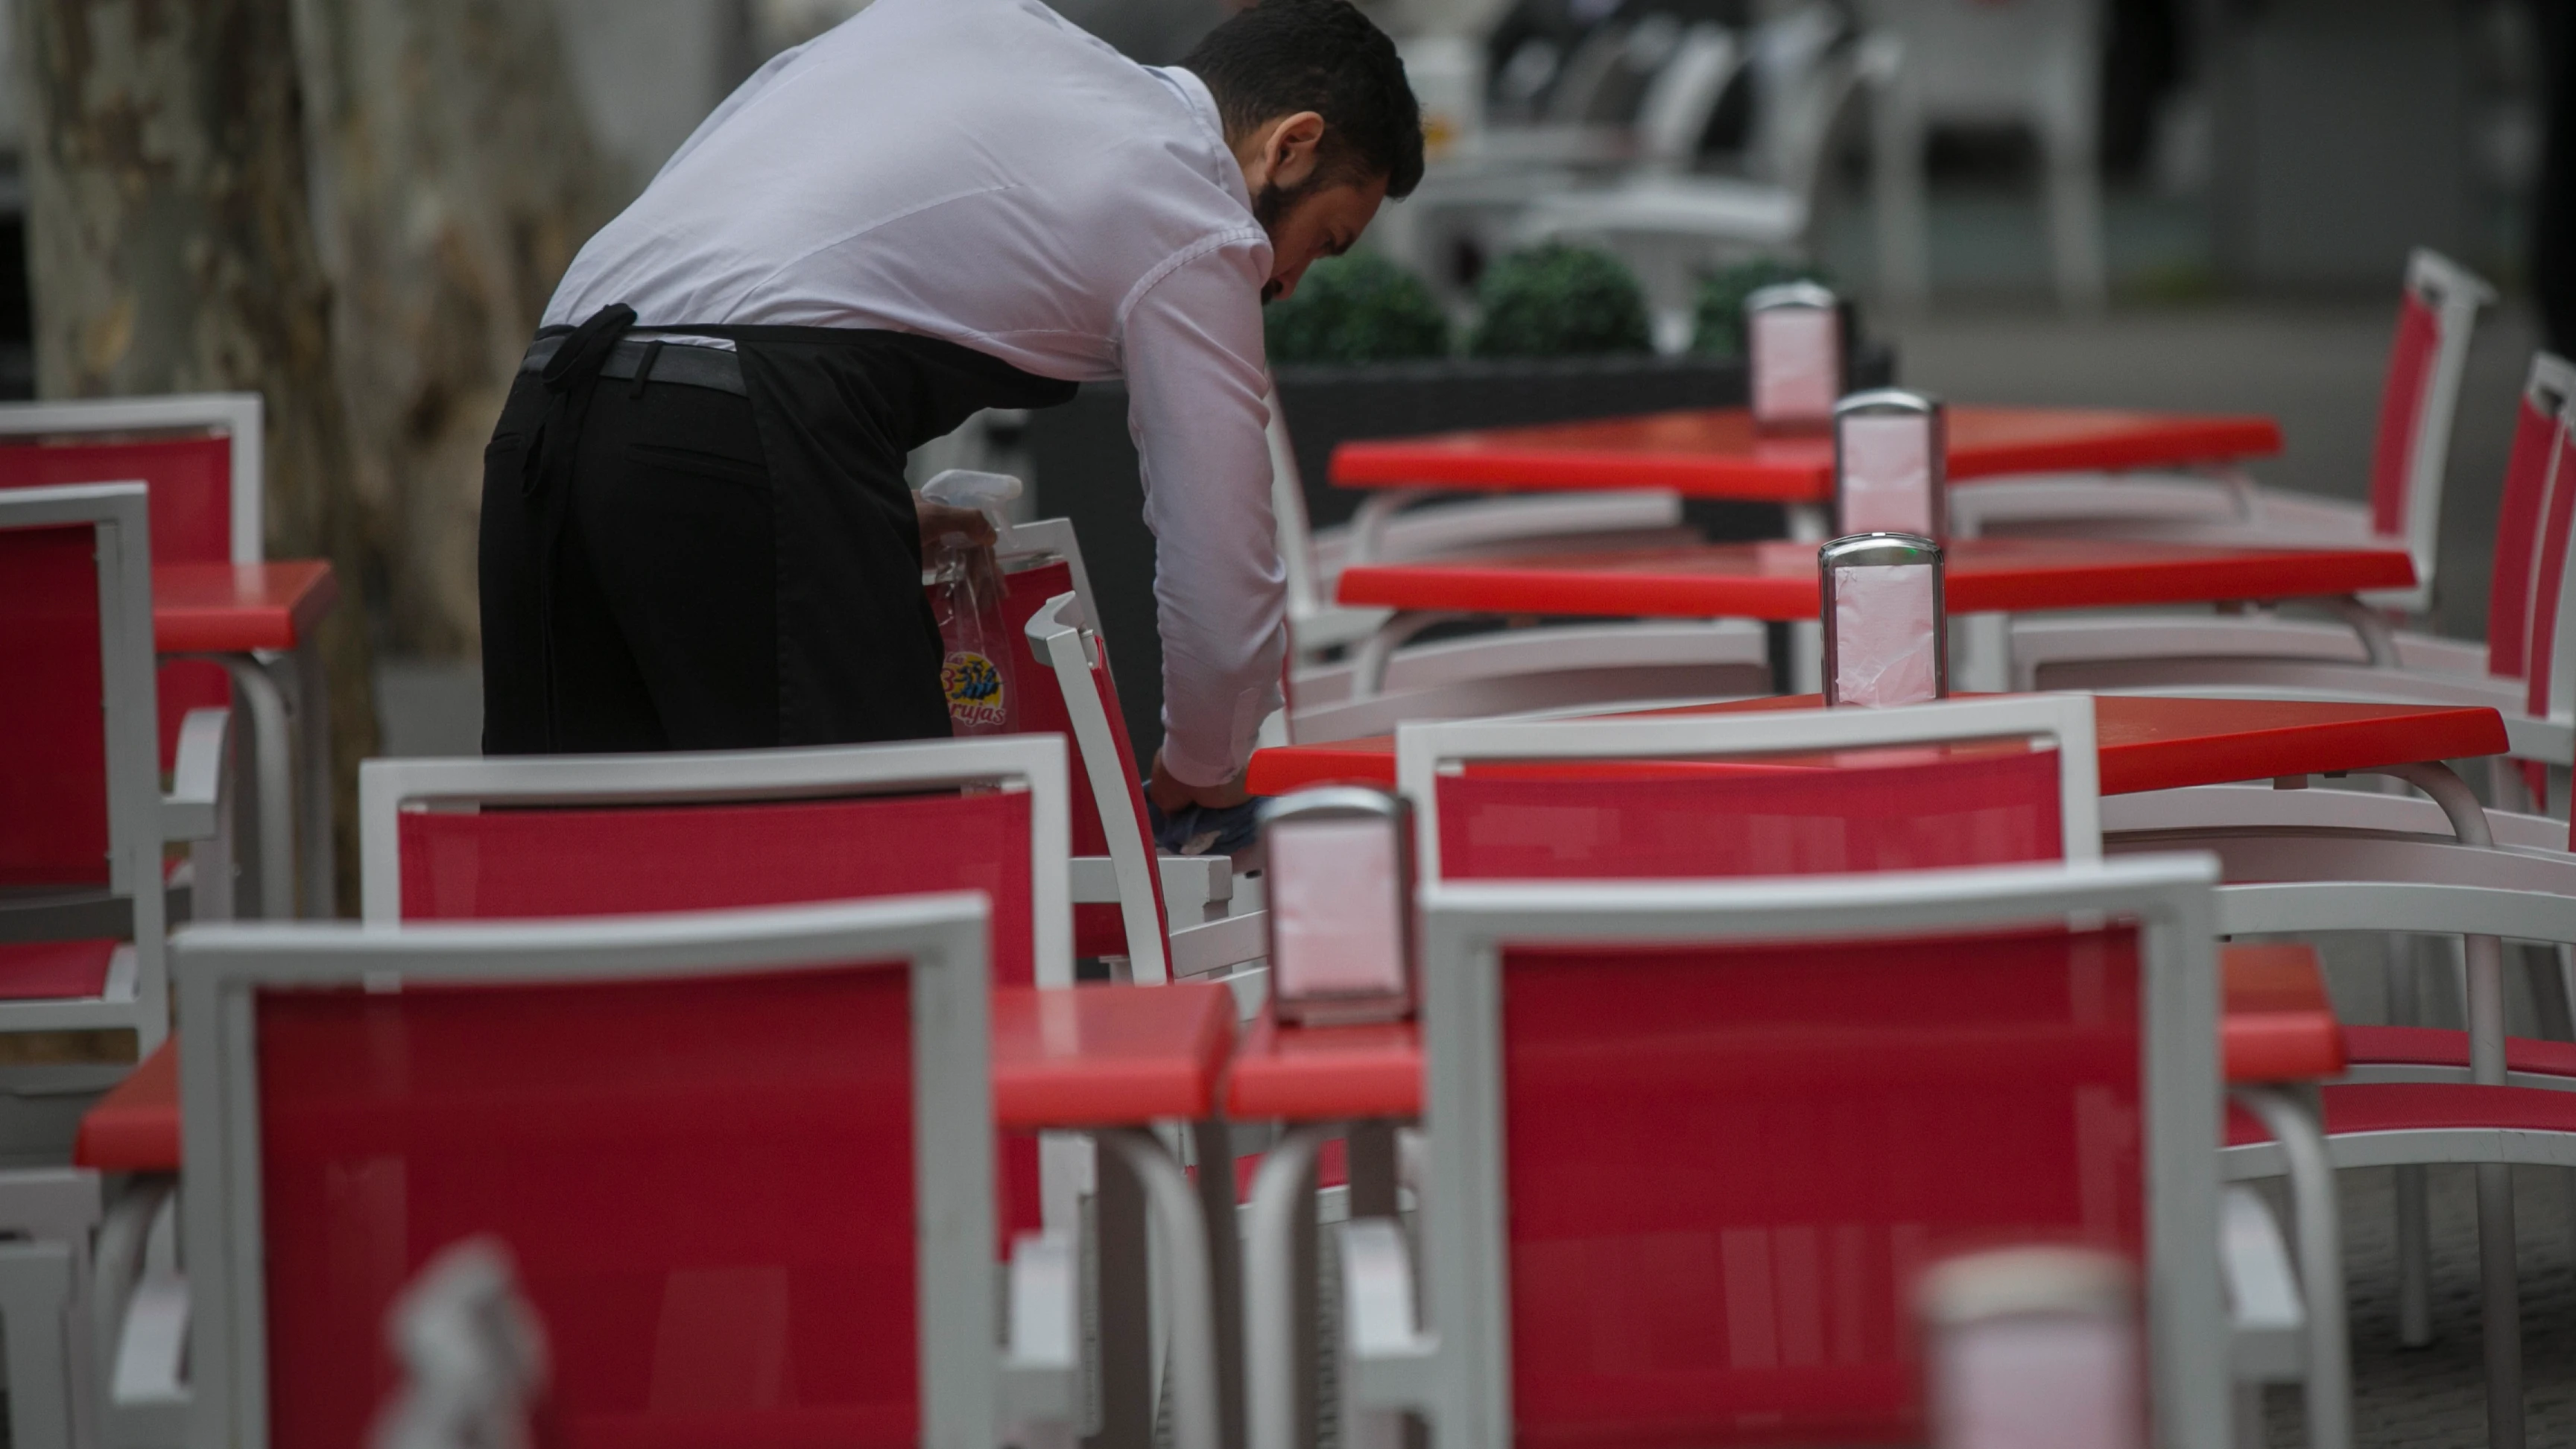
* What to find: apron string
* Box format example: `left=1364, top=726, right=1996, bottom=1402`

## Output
left=519, top=302, right=637, bottom=749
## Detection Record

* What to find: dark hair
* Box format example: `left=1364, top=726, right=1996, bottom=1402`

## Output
left=1183, top=0, right=1424, bottom=198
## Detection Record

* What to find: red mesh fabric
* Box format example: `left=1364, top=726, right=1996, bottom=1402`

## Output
left=0, top=526, right=111, bottom=888
left=255, top=966, right=923, bottom=1449
left=1437, top=747, right=2066, bottom=881
left=1501, top=925, right=2145, bottom=1448
left=396, top=793, right=1035, bottom=984
left=0, top=941, right=118, bottom=999
left=2367, top=293, right=2442, bottom=539
left=396, top=790, right=1042, bottom=1236
left=2525, top=424, right=2576, bottom=726
left=2487, top=398, right=2569, bottom=679
left=0, top=435, right=237, bottom=770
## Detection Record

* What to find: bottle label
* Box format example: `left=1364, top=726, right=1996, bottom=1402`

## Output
left=941, top=650, right=1008, bottom=729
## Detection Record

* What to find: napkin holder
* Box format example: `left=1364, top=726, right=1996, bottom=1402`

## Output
left=1262, top=786, right=1417, bottom=1026
left=1834, top=388, right=1948, bottom=539
left=1820, top=532, right=1948, bottom=708
left=1745, top=281, right=1844, bottom=433
left=1920, top=1246, right=2144, bottom=1449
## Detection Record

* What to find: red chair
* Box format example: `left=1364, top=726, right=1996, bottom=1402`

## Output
left=1291, top=855, right=2233, bottom=1449
left=1370, top=697, right=2345, bottom=1446
left=0, top=481, right=235, bottom=1449
left=169, top=893, right=1091, bottom=1449
left=0, top=393, right=314, bottom=919
left=2016, top=355, right=2576, bottom=805
left=1962, top=249, right=2495, bottom=619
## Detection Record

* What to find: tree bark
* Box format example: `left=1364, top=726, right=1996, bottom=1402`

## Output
left=291, top=0, right=618, bottom=657
left=18, top=0, right=379, bottom=912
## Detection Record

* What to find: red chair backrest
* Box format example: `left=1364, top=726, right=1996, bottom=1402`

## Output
left=2367, top=289, right=2443, bottom=540
left=395, top=787, right=1044, bottom=1237
left=0, top=525, right=111, bottom=890
left=1499, top=921, right=2144, bottom=1447
left=2486, top=387, right=2570, bottom=679
left=2524, top=421, right=2576, bottom=725
left=0, top=435, right=235, bottom=768
left=256, top=963, right=924, bottom=1449
left=396, top=792, right=1036, bottom=986
left=1436, top=745, right=2068, bottom=881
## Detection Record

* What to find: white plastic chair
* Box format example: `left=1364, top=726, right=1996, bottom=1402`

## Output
left=1513, top=8, right=1899, bottom=345
left=1856, top=0, right=2107, bottom=312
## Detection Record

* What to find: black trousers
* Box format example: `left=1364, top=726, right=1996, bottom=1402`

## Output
left=481, top=367, right=803, bottom=752
left=481, top=321, right=1075, bottom=755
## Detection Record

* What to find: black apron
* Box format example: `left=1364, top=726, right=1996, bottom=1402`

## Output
left=480, top=307, right=1075, bottom=754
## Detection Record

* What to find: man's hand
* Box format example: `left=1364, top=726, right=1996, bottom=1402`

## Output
left=1147, top=749, right=1250, bottom=814
left=916, top=500, right=996, bottom=551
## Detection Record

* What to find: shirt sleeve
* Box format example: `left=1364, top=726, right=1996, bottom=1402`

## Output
left=1120, top=232, right=1286, bottom=787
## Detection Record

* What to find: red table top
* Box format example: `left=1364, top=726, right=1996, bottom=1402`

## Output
left=1336, top=536, right=2416, bottom=622
left=153, top=560, right=338, bottom=654
left=992, top=981, right=1238, bottom=1129
left=1247, top=692, right=2508, bottom=799
left=1224, top=943, right=2344, bottom=1120
left=1330, top=405, right=2285, bottom=504
left=77, top=982, right=1241, bottom=1173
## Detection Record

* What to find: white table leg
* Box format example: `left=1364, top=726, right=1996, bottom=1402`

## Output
left=282, top=639, right=334, bottom=916
left=205, top=656, right=293, bottom=920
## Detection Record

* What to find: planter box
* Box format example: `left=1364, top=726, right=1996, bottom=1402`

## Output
left=1025, top=344, right=1897, bottom=758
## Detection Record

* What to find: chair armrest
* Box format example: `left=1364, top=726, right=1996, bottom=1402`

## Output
left=1068, top=856, right=1234, bottom=914
left=161, top=707, right=232, bottom=843
left=2221, top=1185, right=2304, bottom=1383
left=1338, top=1219, right=1438, bottom=1417
left=1168, top=910, right=1266, bottom=980
left=1000, top=1229, right=1083, bottom=1431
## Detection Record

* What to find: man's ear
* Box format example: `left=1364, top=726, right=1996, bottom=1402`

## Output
left=1262, top=110, right=1329, bottom=190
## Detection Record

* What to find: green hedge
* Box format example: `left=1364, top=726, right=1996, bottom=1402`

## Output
left=1468, top=244, right=1653, bottom=359
left=1689, top=258, right=1834, bottom=358
left=1263, top=252, right=1451, bottom=366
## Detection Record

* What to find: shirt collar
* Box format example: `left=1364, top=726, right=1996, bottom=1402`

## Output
left=1153, top=66, right=1253, bottom=214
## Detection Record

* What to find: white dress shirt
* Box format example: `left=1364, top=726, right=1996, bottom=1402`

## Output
left=546, top=0, right=1284, bottom=785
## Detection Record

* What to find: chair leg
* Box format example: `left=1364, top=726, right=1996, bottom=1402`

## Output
left=2383, top=936, right=2435, bottom=1346
left=2477, top=1162, right=2524, bottom=1449
left=2232, top=1381, right=2268, bottom=1449
left=0, top=1241, right=78, bottom=1449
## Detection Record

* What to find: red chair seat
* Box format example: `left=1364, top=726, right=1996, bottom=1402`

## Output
left=2341, top=1024, right=2576, bottom=1078
left=0, top=939, right=116, bottom=1000
left=75, top=1038, right=178, bottom=1173
left=2229, top=1080, right=2576, bottom=1147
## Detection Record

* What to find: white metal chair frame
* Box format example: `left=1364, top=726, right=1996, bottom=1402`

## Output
left=169, top=895, right=1106, bottom=1449
left=1395, top=693, right=2105, bottom=881
left=2213, top=882, right=2576, bottom=1449
left=1972, top=250, right=2496, bottom=619
left=1254, top=857, right=2234, bottom=1449
left=0, top=393, right=323, bottom=920
left=998, top=519, right=1259, bottom=978
left=1264, top=389, right=1772, bottom=735
left=2011, top=348, right=2573, bottom=698
left=1021, top=594, right=1267, bottom=986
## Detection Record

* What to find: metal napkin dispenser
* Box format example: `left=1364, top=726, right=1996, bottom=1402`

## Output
left=1834, top=388, right=1947, bottom=539
left=1745, top=281, right=1844, bottom=431
left=1262, top=786, right=1417, bottom=1026
left=1820, top=532, right=1948, bottom=708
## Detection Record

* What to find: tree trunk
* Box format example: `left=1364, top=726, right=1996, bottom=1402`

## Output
left=18, top=0, right=379, bottom=912
left=291, top=0, right=619, bottom=658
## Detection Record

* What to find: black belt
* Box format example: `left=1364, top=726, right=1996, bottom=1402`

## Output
left=519, top=333, right=747, bottom=397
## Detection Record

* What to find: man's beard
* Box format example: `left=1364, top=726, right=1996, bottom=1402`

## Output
left=1253, top=175, right=1319, bottom=305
